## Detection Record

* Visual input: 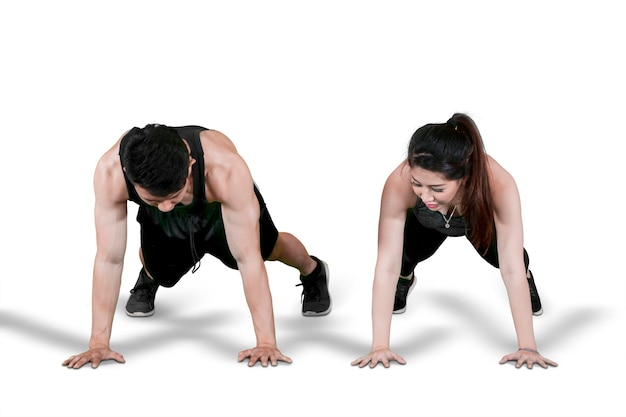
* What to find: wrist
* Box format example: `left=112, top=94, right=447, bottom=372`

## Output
left=518, top=347, right=539, bottom=354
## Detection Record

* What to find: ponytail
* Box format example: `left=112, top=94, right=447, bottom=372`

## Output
left=408, top=113, right=494, bottom=250
left=448, top=113, right=494, bottom=251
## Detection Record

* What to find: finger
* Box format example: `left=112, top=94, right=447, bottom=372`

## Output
left=73, top=357, right=89, bottom=369
left=237, top=349, right=251, bottom=362
left=278, top=354, right=292, bottom=364
left=63, top=355, right=83, bottom=368
left=109, top=352, right=126, bottom=364
left=542, top=357, right=558, bottom=367
left=353, top=358, right=367, bottom=368
left=538, top=357, right=558, bottom=368
left=257, top=352, right=270, bottom=367
left=247, top=355, right=259, bottom=367
left=270, top=352, right=285, bottom=366
left=91, top=357, right=102, bottom=369
left=351, top=357, right=367, bottom=367
left=67, top=356, right=83, bottom=369
left=352, top=357, right=368, bottom=366
left=395, top=356, right=407, bottom=365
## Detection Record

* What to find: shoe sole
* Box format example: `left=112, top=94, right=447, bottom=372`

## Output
left=302, top=259, right=332, bottom=317
left=393, top=306, right=407, bottom=314
left=392, top=275, right=416, bottom=315
left=125, top=309, right=155, bottom=317
left=527, top=271, right=543, bottom=317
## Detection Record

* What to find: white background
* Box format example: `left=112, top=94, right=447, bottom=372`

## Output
left=1, top=1, right=624, bottom=416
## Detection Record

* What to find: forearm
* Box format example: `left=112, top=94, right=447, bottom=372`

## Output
left=503, top=271, right=537, bottom=349
left=89, top=259, right=123, bottom=349
left=371, top=270, right=396, bottom=350
left=239, top=262, right=277, bottom=347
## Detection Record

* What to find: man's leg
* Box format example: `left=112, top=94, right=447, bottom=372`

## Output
left=125, top=248, right=160, bottom=317
left=268, top=232, right=332, bottom=316
left=267, top=232, right=317, bottom=274
left=126, top=206, right=198, bottom=317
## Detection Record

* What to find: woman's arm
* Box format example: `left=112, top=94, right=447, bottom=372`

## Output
left=489, top=156, right=557, bottom=368
left=353, top=162, right=416, bottom=368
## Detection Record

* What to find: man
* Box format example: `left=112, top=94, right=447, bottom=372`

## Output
left=62, top=124, right=331, bottom=369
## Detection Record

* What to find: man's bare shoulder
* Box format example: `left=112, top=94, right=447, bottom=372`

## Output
left=94, top=134, right=129, bottom=204
left=199, top=129, right=249, bottom=170
left=198, top=129, right=253, bottom=202
left=199, top=129, right=239, bottom=155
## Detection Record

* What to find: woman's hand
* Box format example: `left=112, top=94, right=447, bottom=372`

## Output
left=500, top=348, right=558, bottom=369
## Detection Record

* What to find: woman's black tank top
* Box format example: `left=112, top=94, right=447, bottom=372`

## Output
left=411, top=197, right=469, bottom=237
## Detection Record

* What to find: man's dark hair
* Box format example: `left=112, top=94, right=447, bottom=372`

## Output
left=121, top=124, right=189, bottom=197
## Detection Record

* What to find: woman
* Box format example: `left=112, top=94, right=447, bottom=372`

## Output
left=352, top=113, right=557, bottom=369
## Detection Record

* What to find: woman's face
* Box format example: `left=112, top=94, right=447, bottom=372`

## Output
left=409, top=166, right=463, bottom=211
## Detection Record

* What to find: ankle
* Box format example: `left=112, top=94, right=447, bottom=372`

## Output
left=140, top=268, right=159, bottom=285
left=302, top=257, right=320, bottom=278
left=399, top=271, right=414, bottom=280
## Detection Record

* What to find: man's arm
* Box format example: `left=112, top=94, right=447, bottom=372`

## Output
left=63, top=144, right=129, bottom=369
left=90, top=153, right=129, bottom=349
left=206, top=131, right=290, bottom=366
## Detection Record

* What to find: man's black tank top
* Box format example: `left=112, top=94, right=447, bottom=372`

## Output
left=119, top=125, right=222, bottom=239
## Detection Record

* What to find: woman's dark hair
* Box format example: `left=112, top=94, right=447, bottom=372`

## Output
left=408, top=113, right=494, bottom=250
left=121, top=124, right=189, bottom=197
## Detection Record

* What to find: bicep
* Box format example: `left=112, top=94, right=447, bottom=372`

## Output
left=93, top=159, right=128, bottom=265
left=375, top=172, right=413, bottom=276
left=220, top=188, right=262, bottom=264
left=492, top=173, right=525, bottom=274
left=94, top=199, right=128, bottom=265
left=375, top=214, right=406, bottom=276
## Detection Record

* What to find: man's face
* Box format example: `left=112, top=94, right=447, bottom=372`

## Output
left=135, top=184, right=187, bottom=212
left=131, top=153, right=195, bottom=212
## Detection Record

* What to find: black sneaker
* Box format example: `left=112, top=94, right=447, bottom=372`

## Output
left=393, top=273, right=415, bottom=314
left=125, top=268, right=159, bottom=317
left=527, top=270, right=543, bottom=316
left=297, top=256, right=331, bottom=316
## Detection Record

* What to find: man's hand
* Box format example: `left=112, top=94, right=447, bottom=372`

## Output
left=62, top=347, right=125, bottom=369
left=237, top=345, right=292, bottom=367
left=352, top=347, right=407, bottom=368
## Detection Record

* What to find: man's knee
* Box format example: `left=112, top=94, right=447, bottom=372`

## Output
left=266, top=232, right=284, bottom=261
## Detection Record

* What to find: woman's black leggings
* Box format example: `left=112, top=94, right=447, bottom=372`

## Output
left=400, top=209, right=529, bottom=277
